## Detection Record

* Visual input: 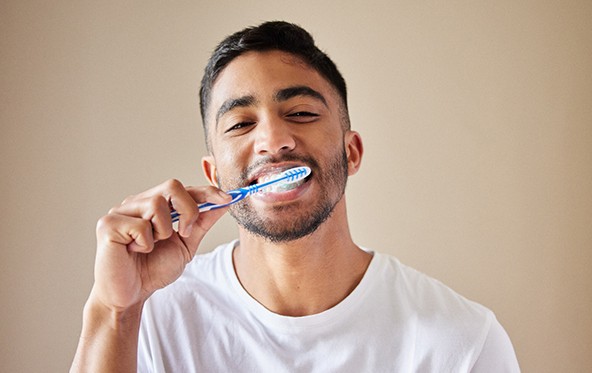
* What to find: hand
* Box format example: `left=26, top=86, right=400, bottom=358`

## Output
left=90, top=179, right=231, bottom=312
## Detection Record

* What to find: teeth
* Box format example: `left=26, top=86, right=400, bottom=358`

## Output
left=265, top=178, right=304, bottom=193
left=257, top=173, right=280, bottom=184
left=255, top=170, right=306, bottom=194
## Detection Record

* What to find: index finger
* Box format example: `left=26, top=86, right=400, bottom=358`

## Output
left=172, top=184, right=231, bottom=235
left=120, top=179, right=228, bottom=237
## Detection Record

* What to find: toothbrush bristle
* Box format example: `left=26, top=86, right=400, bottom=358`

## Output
left=250, top=166, right=310, bottom=194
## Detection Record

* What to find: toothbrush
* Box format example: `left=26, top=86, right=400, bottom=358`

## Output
left=170, top=166, right=311, bottom=222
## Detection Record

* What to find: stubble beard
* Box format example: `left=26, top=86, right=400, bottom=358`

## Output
left=227, top=148, right=349, bottom=243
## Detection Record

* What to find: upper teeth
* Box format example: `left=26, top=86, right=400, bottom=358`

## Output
left=257, top=173, right=282, bottom=184
left=255, top=170, right=306, bottom=193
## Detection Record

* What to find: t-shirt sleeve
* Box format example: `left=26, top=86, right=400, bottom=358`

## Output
left=471, top=316, right=520, bottom=372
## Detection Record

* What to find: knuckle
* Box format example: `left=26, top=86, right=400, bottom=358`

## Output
left=120, top=194, right=134, bottom=205
left=96, top=214, right=116, bottom=234
left=148, top=195, right=168, bottom=211
left=164, top=178, right=183, bottom=191
left=138, top=219, right=152, bottom=233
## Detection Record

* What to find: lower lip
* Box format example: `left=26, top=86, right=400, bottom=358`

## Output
left=250, top=178, right=311, bottom=203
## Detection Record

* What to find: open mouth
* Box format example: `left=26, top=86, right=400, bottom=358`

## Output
left=249, top=167, right=312, bottom=194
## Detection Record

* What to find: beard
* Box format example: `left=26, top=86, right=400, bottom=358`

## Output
left=223, top=147, right=349, bottom=243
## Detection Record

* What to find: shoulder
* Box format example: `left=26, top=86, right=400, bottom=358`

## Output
left=373, top=252, right=519, bottom=369
left=375, top=252, right=492, bottom=320
left=369, top=252, right=500, bottom=366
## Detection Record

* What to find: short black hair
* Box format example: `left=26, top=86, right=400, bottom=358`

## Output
left=199, top=21, right=349, bottom=145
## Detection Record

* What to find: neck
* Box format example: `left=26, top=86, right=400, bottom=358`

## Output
left=233, top=200, right=372, bottom=316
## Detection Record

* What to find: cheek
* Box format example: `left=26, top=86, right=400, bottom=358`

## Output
left=211, top=151, right=246, bottom=189
left=212, top=139, right=243, bottom=166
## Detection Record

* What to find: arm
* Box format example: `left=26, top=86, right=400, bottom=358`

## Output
left=71, top=295, right=144, bottom=372
left=71, top=180, right=230, bottom=372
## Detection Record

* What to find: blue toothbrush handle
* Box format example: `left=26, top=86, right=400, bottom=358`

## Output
left=170, top=189, right=247, bottom=223
left=197, top=189, right=247, bottom=212
left=169, top=166, right=310, bottom=223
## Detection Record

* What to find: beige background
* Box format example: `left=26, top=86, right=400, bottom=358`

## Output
left=1, top=1, right=591, bottom=372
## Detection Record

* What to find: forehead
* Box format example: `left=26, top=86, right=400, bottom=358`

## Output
left=207, top=50, right=339, bottom=122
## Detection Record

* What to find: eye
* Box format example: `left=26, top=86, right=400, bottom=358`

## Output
left=225, top=121, right=256, bottom=134
left=286, top=111, right=320, bottom=122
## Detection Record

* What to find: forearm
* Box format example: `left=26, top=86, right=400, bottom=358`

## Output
left=71, top=294, right=144, bottom=373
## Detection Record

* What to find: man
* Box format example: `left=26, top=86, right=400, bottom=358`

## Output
left=71, top=21, right=520, bottom=372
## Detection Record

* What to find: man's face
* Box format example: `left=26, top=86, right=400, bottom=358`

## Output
left=202, top=50, right=360, bottom=242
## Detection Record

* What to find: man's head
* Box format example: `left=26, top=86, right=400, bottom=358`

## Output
left=199, top=21, right=349, bottom=148
left=199, top=22, right=362, bottom=243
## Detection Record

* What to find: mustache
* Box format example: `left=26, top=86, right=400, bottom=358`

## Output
left=239, top=154, right=320, bottom=184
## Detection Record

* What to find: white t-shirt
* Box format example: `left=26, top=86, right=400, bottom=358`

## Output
left=138, top=241, right=520, bottom=372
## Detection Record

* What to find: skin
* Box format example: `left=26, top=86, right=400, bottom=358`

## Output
left=71, top=50, right=370, bottom=372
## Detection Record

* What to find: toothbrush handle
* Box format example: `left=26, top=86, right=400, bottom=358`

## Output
left=198, top=189, right=245, bottom=212
left=170, top=189, right=247, bottom=223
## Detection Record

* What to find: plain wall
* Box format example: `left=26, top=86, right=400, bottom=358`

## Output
left=1, top=1, right=591, bottom=371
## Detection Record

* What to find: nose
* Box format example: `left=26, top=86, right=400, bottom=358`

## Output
left=253, top=119, right=296, bottom=155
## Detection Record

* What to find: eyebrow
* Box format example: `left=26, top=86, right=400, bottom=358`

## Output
left=215, top=95, right=257, bottom=127
left=275, top=86, right=328, bottom=107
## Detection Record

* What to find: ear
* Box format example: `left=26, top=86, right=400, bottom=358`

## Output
left=201, top=155, right=219, bottom=187
left=344, top=130, right=363, bottom=176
